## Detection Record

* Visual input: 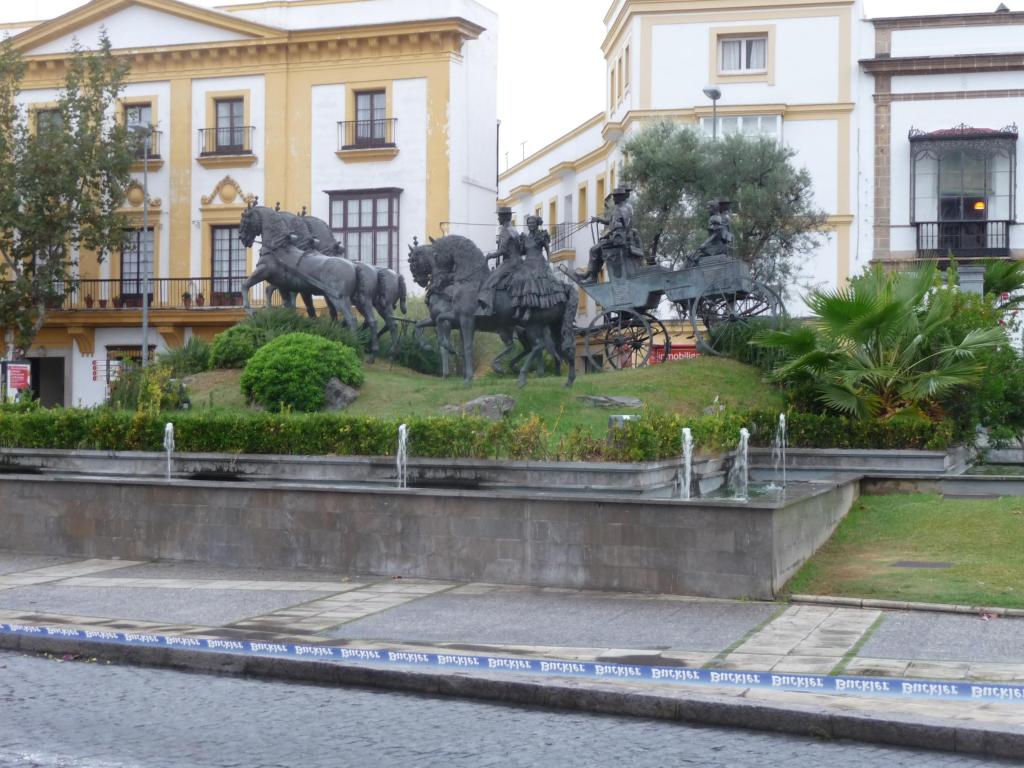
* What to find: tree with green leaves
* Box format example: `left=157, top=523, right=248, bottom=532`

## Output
left=620, top=120, right=829, bottom=288
left=0, top=33, right=135, bottom=355
left=755, top=263, right=1005, bottom=420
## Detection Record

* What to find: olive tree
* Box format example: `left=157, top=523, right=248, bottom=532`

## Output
left=621, top=120, right=829, bottom=288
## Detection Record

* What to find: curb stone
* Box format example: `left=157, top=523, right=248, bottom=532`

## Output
left=790, top=595, right=1024, bottom=618
left=2, top=631, right=1023, bottom=761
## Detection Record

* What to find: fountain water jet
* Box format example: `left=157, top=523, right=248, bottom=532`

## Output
left=679, top=427, right=694, bottom=500
left=729, top=428, right=750, bottom=500
left=396, top=424, right=409, bottom=489
left=163, top=423, right=175, bottom=481
left=772, top=414, right=787, bottom=493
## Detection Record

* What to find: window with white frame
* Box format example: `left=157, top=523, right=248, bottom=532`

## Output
left=700, top=114, right=781, bottom=140
left=211, top=225, right=246, bottom=302
left=719, top=35, right=767, bottom=73
left=329, top=189, right=402, bottom=270
left=121, top=227, right=154, bottom=300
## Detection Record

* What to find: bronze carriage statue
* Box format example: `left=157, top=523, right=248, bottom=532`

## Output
left=565, top=197, right=784, bottom=370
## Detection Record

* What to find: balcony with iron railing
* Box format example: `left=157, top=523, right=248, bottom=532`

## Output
left=44, top=277, right=288, bottom=312
left=335, top=119, right=398, bottom=162
left=132, top=129, right=162, bottom=161
left=916, top=220, right=1011, bottom=259
left=196, top=125, right=256, bottom=159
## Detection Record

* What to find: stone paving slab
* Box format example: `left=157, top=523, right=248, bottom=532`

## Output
left=0, top=585, right=330, bottom=626
left=230, top=579, right=457, bottom=633
left=0, top=558, right=143, bottom=589
left=326, top=591, right=778, bottom=650
left=0, top=553, right=79, bottom=576
left=100, top=561, right=359, bottom=583
left=61, top=576, right=352, bottom=592
left=860, top=613, right=1024, bottom=664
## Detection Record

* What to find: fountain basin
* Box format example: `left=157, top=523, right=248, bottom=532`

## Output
left=0, top=470, right=857, bottom=600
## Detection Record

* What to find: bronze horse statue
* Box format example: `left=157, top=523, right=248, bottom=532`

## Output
left=239, top=204, right=381, bottom=360
left=409, top=235, right=577, bottom=387
left=408, top=242, right=552, bottom=379
left=301, top=214, right=408, bottom=353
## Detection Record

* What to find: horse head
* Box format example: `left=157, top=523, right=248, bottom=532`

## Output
left=407, top=239, right=434, bottom=289
left=238, top=206, right=262, bottom=248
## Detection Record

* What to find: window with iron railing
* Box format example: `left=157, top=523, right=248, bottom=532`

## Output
left=338, top=90, right=395, bottom=149
left=909, top=124, right=1017, bottom=259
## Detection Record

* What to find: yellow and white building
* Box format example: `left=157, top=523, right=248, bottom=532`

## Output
left=6, top=0, right=497, bottom=406
left=498, top=0, right=861, bottom=315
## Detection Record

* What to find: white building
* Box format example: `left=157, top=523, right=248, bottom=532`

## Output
left=499, top=0, right=860, bottom=318
left=859, top=8, right=1023, bottom=266
left=498, top=0, right=1024, bottom=316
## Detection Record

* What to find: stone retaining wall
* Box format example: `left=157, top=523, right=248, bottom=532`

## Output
left=0, top=474, right=857, bottom=600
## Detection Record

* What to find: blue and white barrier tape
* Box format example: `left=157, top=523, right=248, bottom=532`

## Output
left=2, top=622, right=1021, bottom=703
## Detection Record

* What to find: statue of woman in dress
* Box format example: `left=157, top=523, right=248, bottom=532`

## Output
left=510, top=215, right=565, bottom=323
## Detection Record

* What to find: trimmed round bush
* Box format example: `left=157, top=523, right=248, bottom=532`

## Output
left=210, top=324, right=266, bottom=369
left=240, top=332, right=364, bottom=412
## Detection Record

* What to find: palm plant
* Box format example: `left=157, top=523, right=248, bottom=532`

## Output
left=983, top=259, right=1024, bottom=311
left=756, top=263, right=1005, bottom=419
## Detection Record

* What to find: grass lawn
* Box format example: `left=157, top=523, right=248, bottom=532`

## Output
left=784, top=494, right=1024, bottom=609
left=185, top=356, right=783, bottom=441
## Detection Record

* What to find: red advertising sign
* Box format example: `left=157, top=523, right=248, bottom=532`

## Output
left=650, top=344, right=700, bottom=364
left=7, top=363, right=30, bottom=390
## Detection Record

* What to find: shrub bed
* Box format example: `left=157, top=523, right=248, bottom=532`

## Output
left=0, top=408, right=966, bottom=461
left=240, top=332, right=364, bottom=412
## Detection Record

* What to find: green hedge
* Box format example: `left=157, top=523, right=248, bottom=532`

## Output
left=0, top=407, right=966, bottom=461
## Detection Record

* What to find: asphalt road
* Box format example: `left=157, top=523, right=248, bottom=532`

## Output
left=0, top=651, right=1013, bottom=768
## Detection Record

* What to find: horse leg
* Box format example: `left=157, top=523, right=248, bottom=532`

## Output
left=491, top=328, right=517, bottom=375
left=413, top=318, right=434, bottom=350
left=242, top=267, right=268, bottom=313
left=552, top=317, right=577, bottom=388
left=301, top=292, right=317, bottom=318
left=439, top=321, right=453, bottom=379
left=459, top=314, right=476, bottom=385
left=517, top=328, right=544, bottom=388
left=354, top=294, right=379, bottom=363
left=546, top=327, right=563, bottom=376
left=334, top=295, right=360, bottom=334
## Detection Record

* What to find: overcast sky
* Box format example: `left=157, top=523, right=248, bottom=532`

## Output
left=5, top=0, right=1019, bottom=169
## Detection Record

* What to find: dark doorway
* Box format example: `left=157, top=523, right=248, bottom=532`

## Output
left=27, top=357, right=65, bottom=407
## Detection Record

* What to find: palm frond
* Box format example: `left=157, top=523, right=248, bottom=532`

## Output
left=816, top=382, right=877, bottom=419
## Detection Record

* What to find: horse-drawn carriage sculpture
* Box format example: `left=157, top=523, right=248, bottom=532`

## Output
left=566, top=195, right=783, bottom=370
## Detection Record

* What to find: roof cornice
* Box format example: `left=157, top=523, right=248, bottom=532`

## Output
left=10, top=0, right=283, bottom=52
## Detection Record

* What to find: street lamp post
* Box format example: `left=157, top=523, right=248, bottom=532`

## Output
left=129, top=123, right=153, bottom=367
left=702, top=86, right=722, bottom=140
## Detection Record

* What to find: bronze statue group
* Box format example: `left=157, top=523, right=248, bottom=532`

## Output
left=239, top=188, right=737, bottom=386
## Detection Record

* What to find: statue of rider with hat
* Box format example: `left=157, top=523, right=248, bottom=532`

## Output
left=576, top=186, right=639, bottom=282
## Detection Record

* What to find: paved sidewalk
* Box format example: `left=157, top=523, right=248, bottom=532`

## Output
left=1, top=552, right=1023, bottom=743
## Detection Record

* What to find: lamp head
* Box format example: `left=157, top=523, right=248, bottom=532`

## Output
left=702, top=86, right=722, bottom=102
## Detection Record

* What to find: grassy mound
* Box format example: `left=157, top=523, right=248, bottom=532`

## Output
left=186, top=357, right=782, bottom=440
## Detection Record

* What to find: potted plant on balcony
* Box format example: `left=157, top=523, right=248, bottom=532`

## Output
left=196, top=292, right=205, bottom=307
left=84, top=294, right=94, bottom=308
left=99, top=297, right=108, bottom=308
left=182, top=290, right=192, bottom=308
left=112, top=295, right=122, bottom=308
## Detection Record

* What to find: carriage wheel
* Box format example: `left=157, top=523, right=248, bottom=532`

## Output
left=585, top=309, right=655, bottom=370
left=644, top=313, right=672, bottom=365
left=691, top=278, right=781, bottom=356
